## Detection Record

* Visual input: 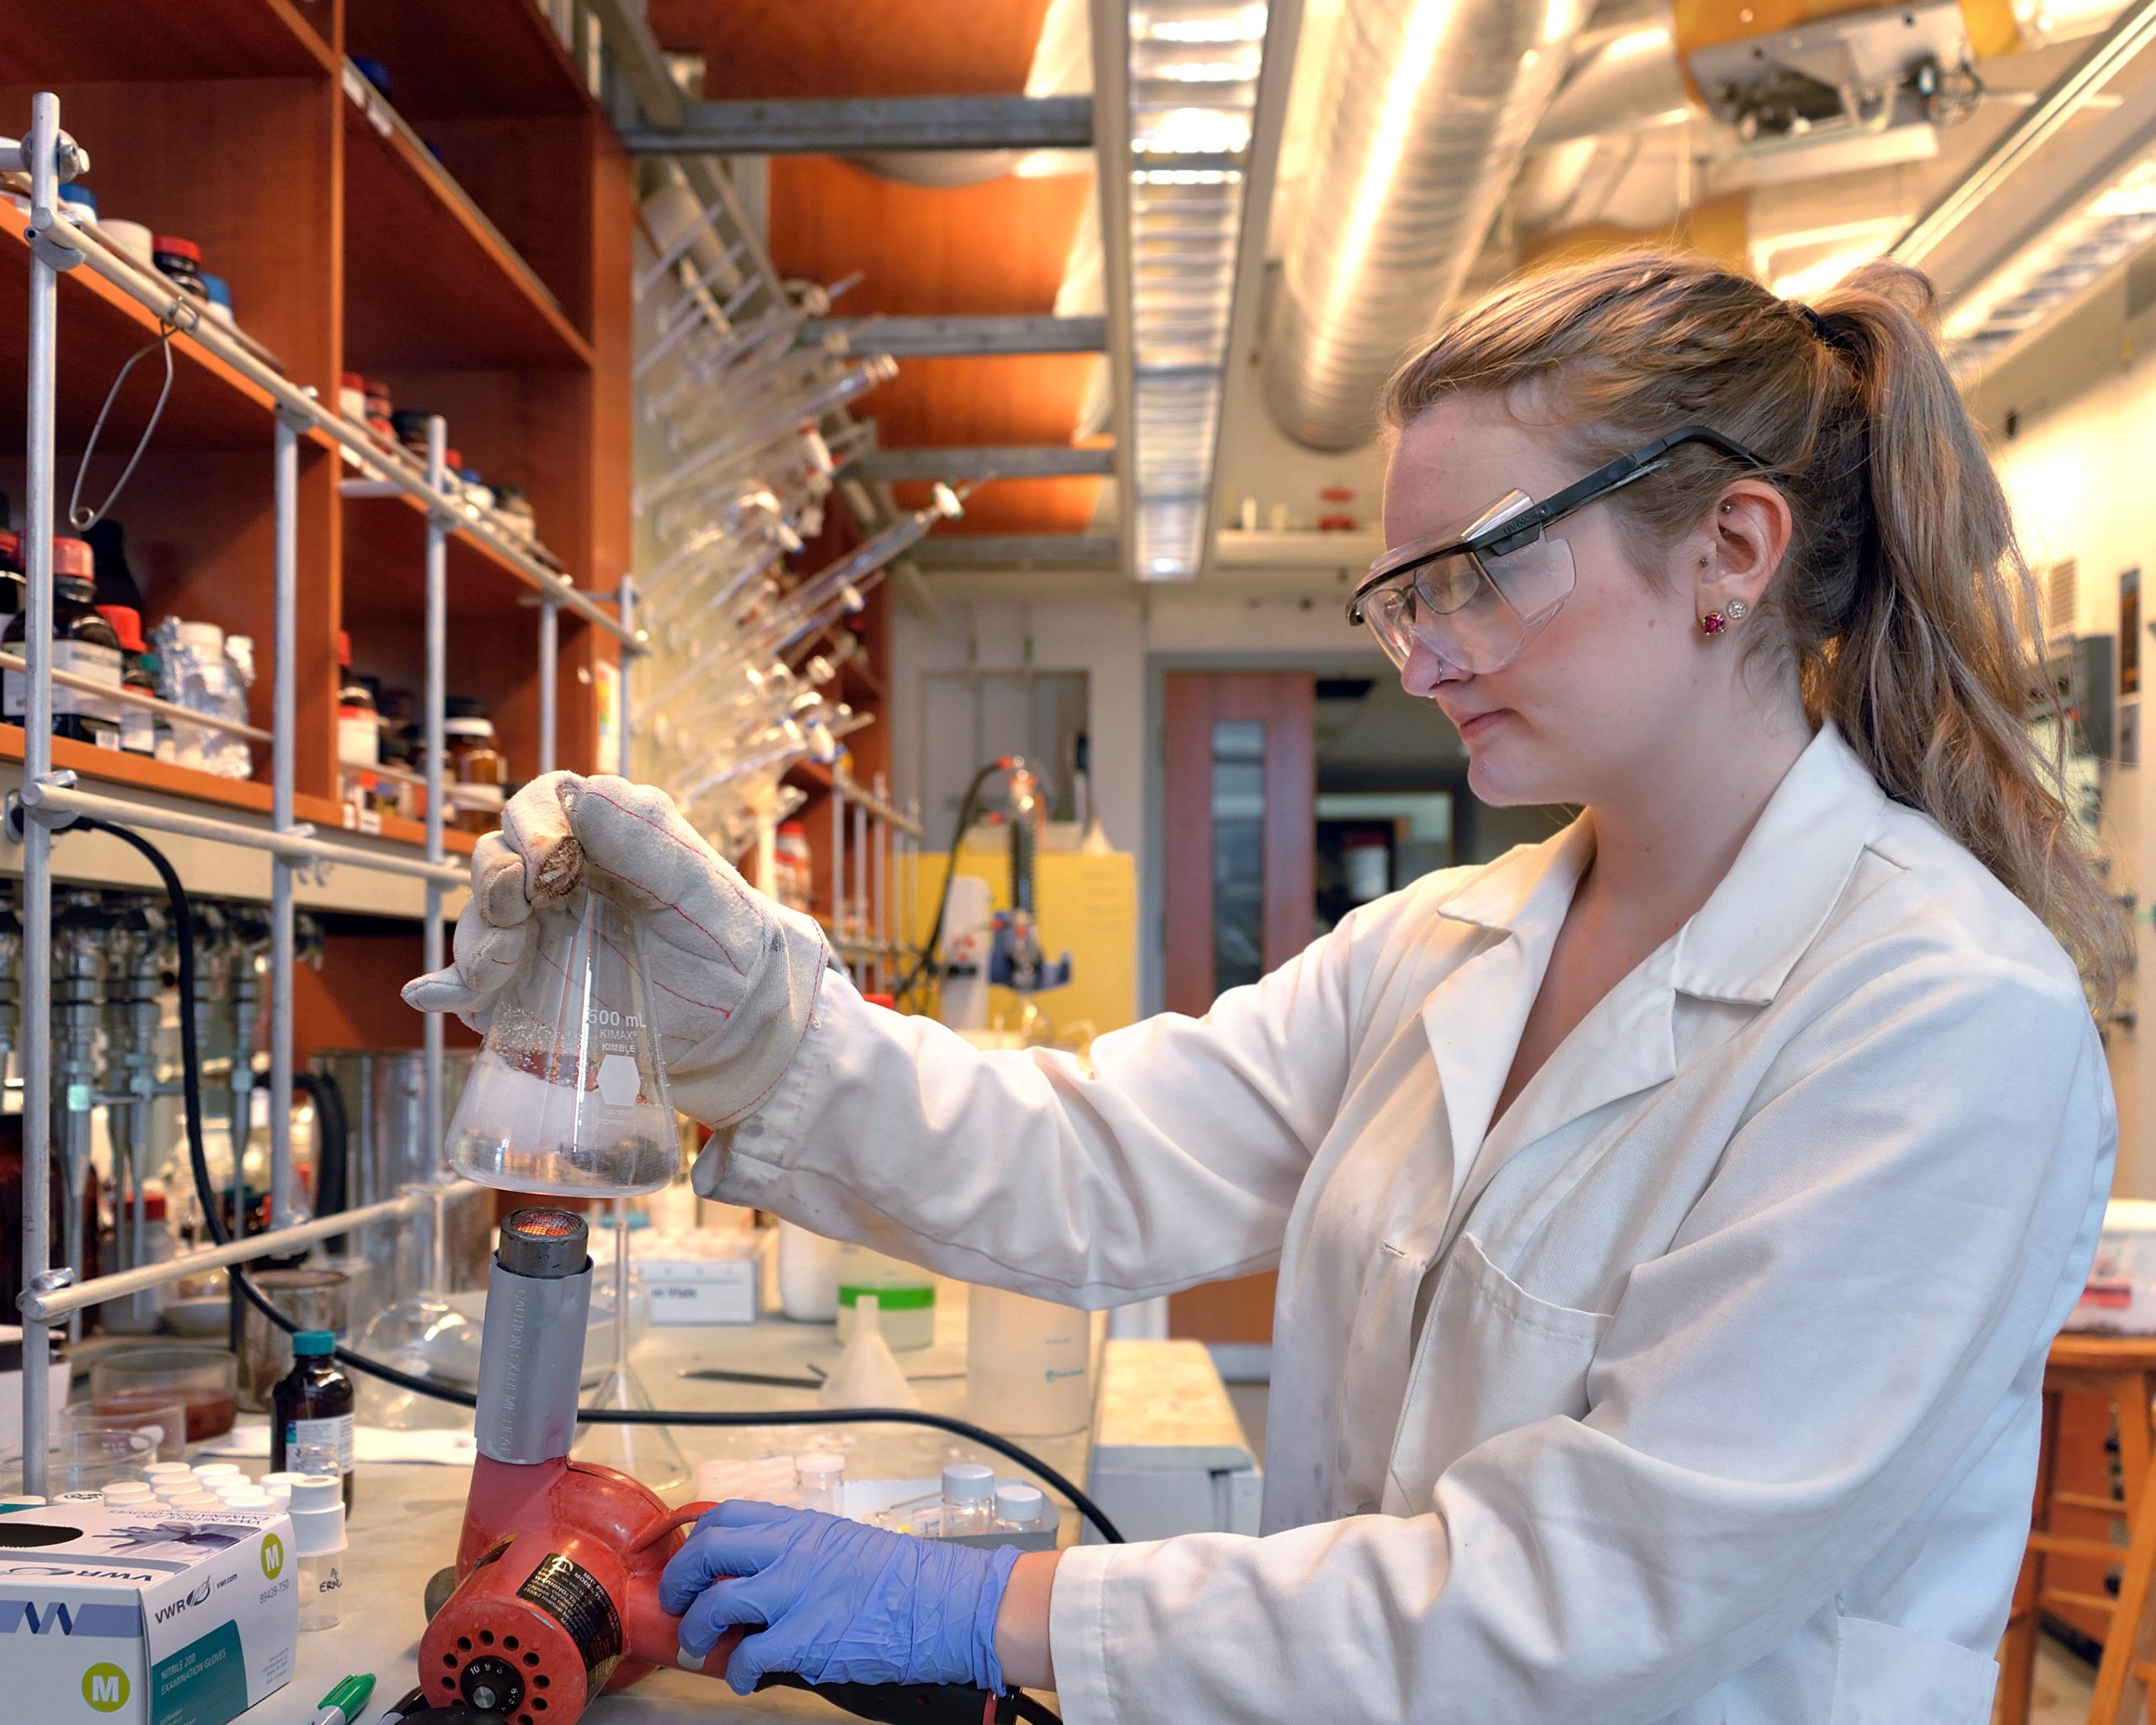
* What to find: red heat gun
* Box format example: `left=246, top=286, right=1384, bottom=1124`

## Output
left=413, top=1207, right=1034, bottom=1725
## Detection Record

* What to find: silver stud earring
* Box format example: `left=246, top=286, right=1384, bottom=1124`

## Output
left=1726, top=600, right=1749, bottom=621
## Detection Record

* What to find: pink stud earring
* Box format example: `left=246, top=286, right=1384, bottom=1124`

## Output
left=1700, top=611, right=1728, bottom=636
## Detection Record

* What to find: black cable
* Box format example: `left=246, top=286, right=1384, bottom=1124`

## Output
left=892, top=759, right=1006, bottom=1012
left=59, top=814, right=1126, bottom=1546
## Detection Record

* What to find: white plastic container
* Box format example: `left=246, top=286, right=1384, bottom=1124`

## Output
left=966, top=1285, right=1091, bottom=1436
left=835, top=1242, right=935, bottom=1351
left=938, top=1464, right=995, bottom=1537
left=796, top=1452, right=845, bottom=1514
left=995, top=1482, right=1048, bottom=1530
left=2073, top=1198, right=2156, bottom=1332
left=776, top=1221, right=840, bottom=1322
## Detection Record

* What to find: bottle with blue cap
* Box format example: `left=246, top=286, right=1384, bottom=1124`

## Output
left=271, top=1330, right=355, bottom=1510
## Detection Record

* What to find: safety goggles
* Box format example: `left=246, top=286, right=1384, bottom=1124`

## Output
left=1348, top=425, right=1774, bottom=676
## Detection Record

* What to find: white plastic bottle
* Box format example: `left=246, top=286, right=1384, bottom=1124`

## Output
left=289, top=1472, right=347, bottom=1632
left=939, top=1464, right=995, bottom=1538
left=835, top=1242, right=935, bottom=1351
left=994, top=1482, right=1048, bottom=1531
left=965, top=1285, right=1091, bottom=1435
left=795, top=1452, right=845, bottom=1514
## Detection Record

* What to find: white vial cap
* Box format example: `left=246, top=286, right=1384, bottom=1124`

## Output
left=211, top=1480, right=259, bottom=1499
left=221, top=1493, right=275, bottom=1510
left=796, top=1452, right=845, bottom=1487
left=191, top=1463, right=240, bottom=1481
left=154, top=1482, right=201, bottom=1500
left=166, top=1492, right=220, bottom=1509
left=994, top=1483, right=1046, bottom=1528
left=142, top=1463, right=194, bottom=1480
left=103, top=1483, right=155, bottom=1504
left=287, top=1473, right=347, bottom=1557
left=942, top=1463, right=995, bottom=1504
left=0, top=1495, right=45, bottom=1508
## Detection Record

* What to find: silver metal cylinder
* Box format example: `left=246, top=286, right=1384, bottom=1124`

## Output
left=474, top=1210, right=594, bottom=1465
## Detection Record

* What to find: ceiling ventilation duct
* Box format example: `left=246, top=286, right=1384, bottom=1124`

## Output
left=1264, top=0, right=1591, bottom=451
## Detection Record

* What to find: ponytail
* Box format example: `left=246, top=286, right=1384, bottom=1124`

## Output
left=1802, top=268, right=2122, bottom=1004
left=1385, top=250, right=2128, bottom=1007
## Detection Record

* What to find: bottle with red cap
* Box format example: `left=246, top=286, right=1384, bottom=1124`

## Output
left=151, top=235, right=207, bottom=303
left=3, top=537, right=124, bottom=748
left=94, top=603, right=158, bottom=756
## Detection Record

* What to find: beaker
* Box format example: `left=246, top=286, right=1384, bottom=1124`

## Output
left=445, top=887, right=679, bottom=1197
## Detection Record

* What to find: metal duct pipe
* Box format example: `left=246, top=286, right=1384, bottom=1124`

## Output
left=1264, top=0, right=1592, bottom=451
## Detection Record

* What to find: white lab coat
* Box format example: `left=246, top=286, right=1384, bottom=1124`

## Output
left=697, top=724, right=2115, bottom=1724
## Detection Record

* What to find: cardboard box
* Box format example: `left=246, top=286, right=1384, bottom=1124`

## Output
left=0, top=1498, right=298, bottom=1724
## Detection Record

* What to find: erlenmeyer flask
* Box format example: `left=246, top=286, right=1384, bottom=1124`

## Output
left=445, top=887, right=680, bottom=1196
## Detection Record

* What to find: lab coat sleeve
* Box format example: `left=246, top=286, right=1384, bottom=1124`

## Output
left=701, top=913, right=1364, bottom=1306
left=1044, top=956, right=2112, bottom=1724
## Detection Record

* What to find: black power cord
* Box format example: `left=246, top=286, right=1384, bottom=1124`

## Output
left=58, top=813, right=1125, bottom=1546
left=892, top=759, right=1006, bottom=1012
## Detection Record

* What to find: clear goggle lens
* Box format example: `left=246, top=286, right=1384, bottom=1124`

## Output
left=1359, top=490, right=1577, bottom=676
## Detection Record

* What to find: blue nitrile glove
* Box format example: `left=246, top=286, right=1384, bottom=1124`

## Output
left=659, top=1500, right=1022, bottom=1696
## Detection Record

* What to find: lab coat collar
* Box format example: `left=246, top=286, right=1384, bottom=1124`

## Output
left=1672, top=722, right=1885, bottom=1005
left=1433, top=724, right=1885, bottom=1007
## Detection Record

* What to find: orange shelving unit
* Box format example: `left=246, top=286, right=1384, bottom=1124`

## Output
left=0, top=0, right=633, bottom=1060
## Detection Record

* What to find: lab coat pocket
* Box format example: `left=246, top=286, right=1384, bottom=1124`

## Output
left=1384, top=1231, right=1609, bottom=1511
left=1828, top=1616, right=1998, bottom=1724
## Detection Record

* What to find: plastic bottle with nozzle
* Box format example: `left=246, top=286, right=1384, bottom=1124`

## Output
left=289, top=1472, right=347, bottom=1632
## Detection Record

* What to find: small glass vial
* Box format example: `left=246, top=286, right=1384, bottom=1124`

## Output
left=445, top=697, right=507, bottom=835
left=796, top=1452, right=845, bottom=1514
left=97, top=606, right=157, bottom=757
left=939, top=1464, right=995, bottom=1538
left=994, top=1482, right=1047, bottom=1531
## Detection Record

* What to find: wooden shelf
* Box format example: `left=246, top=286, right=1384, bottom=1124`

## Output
left=340, top=489, right=591, bottom=623
left=344, top=0, right=595, bottom=121
left=341, top=74, right=593, bottom=373
left=0, top=222, right=339, bottom=454
left=0, top=724, right=477, bottom=857
left=0, top=0, right=334, bottom=83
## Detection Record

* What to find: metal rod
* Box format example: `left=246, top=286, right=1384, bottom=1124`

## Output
left=538, top=602, right=560, bottom=777
left=830, top=774, right=846, bottom=940
left=424, top=418, right=449, bottom=1178
left=0, top=652, right=272, bottom=740
left=29, top=208, right=642, bottom=649
left=17, top=780, right=467, bottom=886
left=20, top=1187, right=478, bottom=1322
left=872, top=772, right=889, bottom=993
left=19, top=90, right=62, bottom=1498
left=617, top=577, right=636, bottom=777
left=851, top=795, right=867, bottom=987
left=269, top=414, right=297, bottom=1227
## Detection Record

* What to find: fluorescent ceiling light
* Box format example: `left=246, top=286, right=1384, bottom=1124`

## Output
left=1120, top=3, right=1272, bottom=579
left=1944, top=152, right=2156, bottom=367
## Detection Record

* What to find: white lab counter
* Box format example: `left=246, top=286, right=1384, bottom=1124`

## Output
left=229, top=1285, right=1094, bottom=1724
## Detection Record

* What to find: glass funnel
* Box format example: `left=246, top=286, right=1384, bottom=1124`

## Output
left=446, top=887, right=679, bottom=1197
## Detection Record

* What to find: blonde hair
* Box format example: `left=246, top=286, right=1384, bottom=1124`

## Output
left=1385, top=248, right=2127, bottom=1005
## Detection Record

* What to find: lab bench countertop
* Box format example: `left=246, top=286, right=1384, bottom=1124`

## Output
left=237, top=1292, right=1094, bottom=1724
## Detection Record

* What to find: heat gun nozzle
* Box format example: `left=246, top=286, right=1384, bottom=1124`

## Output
left=498, top=1206, right=590, bottom=1279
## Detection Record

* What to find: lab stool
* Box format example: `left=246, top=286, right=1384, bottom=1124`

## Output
left=1998, top=1334, right=2156, bottom=1725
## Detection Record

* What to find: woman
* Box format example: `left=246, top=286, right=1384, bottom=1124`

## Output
left=410, top=253, right=2121, bottom=1722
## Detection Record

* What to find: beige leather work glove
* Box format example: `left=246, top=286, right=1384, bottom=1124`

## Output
left=403, top=772, right=831, bottom=1128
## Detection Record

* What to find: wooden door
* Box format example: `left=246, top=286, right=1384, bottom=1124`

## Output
left=1161, top=673, right=1315, bottom=1343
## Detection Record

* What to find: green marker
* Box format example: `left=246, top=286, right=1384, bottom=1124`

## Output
left=312, top=1674, right=375, bottom=1725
